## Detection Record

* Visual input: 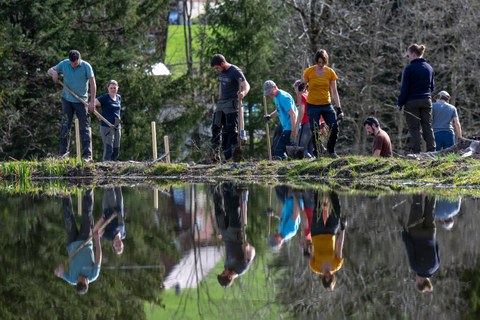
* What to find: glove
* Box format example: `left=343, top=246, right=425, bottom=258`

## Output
left=240, top=130, right=247, bottom=141
left=297, top=82, right=305, bottom=92
left=340, top=216, right=347, bottom=231
left=336, top=107, right=344, bottom=121
left=263, top=114, right=271, bottom=123
left=397, top=105, right=403, bottom=112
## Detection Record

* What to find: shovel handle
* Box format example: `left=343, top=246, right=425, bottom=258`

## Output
left=56, top=79, right=117, bottom=129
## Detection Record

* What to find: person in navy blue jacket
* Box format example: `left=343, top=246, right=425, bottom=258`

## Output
left=397, top=44, right=436, bottom=153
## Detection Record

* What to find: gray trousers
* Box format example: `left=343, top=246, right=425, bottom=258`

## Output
left=100, top=126, right=121, bottom=161
left=404, top=98, right=435, bottom=153
left=59, top=99, right=92, bottom=158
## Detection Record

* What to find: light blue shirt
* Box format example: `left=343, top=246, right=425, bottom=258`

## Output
left=63, top=240, right=100, bottom=285
left=274, top=90, right=297, bottom=131
left=56, top=59, right=94, bottom=103
left=278, top=197, right=303, bottom=241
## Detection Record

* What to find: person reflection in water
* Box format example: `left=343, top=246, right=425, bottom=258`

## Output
left=54, top=189, right=101, bottom=294
left=214, top=182, right=255, bottom=288
left=268, top=186, right=303, bottom=252
left=93, top=187, right=125, bottom=255
left=309, top=191, right=346, bottom=291
left=401, top=194, right=439, bottom=293
left=434, top=196, right=461, bottom=231
left=300, top=189, right=315, bottom=257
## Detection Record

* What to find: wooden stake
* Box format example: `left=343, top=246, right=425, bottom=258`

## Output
left=153, top=188, right=158, bottom=210
left=164, top=135, right=171, bottom=164
left=77, top=190, right=82, bottom=217
left=263, top=96, right=272, bottom=160
left=74, top=118, right=81, bottom=163
left=151, top=121, right=157, bottom=160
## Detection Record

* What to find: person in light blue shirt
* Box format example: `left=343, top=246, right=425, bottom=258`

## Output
left=263, top=80, right=298, bottom=159
left=432, top=90, right=462, bottom=151
left=48, top=50, right=96, bottom=161
left=54, top=189, right=102, bottom=295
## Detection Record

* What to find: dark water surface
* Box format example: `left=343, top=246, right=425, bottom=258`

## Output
left=1, top=183, right=479, bottom=320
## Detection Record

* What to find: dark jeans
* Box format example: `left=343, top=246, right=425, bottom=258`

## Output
left=407, top=194, right=435, bottom=238
left=63, top=189, right=94, bottom=245
left=404, top=98, right=435, bottom=153
left=60, top=99, right=92, bottom=158
left=211, top=100, right=239, bottom=160
left=434, top=131, right=455, bottom=151
left=214, top=183, right=241, bottom=230
left=307, top=104, right=338, bottom=155
left=273, top=130, right=292, bottom=159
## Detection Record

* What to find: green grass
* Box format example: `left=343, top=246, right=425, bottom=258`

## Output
left=146, top=256, right=279, bottom=320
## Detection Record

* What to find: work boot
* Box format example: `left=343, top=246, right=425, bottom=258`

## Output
left=329, top=152, right=339, bottom=158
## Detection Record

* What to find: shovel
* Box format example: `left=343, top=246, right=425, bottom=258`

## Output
left=286, top=132, right=304, bottom=159
left=56, top=79, right=120, bottom=129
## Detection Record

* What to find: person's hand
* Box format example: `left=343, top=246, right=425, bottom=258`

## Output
left=336, top=107, right=344, bottom=121
left=54, top=263, right=65, bottom=278
left=397, top=105, right=403, bottom=112
left=290, top=132, right=297, bottom=145
left=237, top=91, right=246, bottom=100
left=263, top=114, right=271, bottom=123
left=93, top=229, right=103, bottom=241
left=49, top=68, right=59, bottom=83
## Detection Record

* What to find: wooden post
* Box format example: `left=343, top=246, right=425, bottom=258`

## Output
left=153, top=188, right=158, bottom=211
left=77, top=190, right=82, bottom=217
left=75, top=118, right=81, bottom=163
left=164, top=135, right=171, bottom=164
left=151, top=121, right=157, bottom=160
left=263, top=96, right=272, bottom=160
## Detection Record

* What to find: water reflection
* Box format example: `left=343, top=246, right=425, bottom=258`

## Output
left=2, top=184, right=480, bottom=319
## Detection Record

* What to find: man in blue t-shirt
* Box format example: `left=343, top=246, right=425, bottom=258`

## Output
left=209, top=54, right=250, bottom=162
left=263, top=80, right=298, bottom=159
left=48, top=50, right=97, bottom=161
left=432, top=90, right=462, bottom=151
left=54, top=189, right=102, bottom=295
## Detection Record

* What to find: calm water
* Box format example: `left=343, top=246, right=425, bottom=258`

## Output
left=1, top=183, right=479, bottom=320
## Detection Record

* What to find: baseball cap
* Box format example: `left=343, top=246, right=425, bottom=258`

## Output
left=263, top=80, right=276, bottom=96
left=437, top=90, right=450, bottom=100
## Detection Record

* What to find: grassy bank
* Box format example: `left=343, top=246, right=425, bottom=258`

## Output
left=1, top=154, right=480, bottom=195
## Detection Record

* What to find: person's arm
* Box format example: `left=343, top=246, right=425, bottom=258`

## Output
left=94, top=229, right=102, bottom=265
left=397, top=68, right=410, bottom=108
left=295, top=93, right=305, bottom=134
left=268, top=110, right=278, bottom=118
left=288, top=109, right=297, bottom=137
left=291, top=194, right=301, bottom=220
left=92, top=214, right=106, bottom=234
left=330, top=80, right=341, bottom=109
left=88, top=77, right=97, bottom=111
left=94, top=98, right=101, bottom=107
left=238, top=79, right=250, bottom=100
left=245, top=243, right=256, bottom=263
left=453, top=117, right=462, bottom=139
left=335, top=229, right=345, bottom=259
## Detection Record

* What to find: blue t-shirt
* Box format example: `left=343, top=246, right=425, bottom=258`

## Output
left=218, top=64, right=246, bottom=100
left=97, top=93, right=122, bottom=128
left=273, top=90, right=297, bottom=131
left=56, top=59, right=94, bottom=103
left=278, top=196, right=303, bottom=241
left=63, top=240, right=100, bottom=285
left=432, top=102, right=458, bottom=133
left=435, top=198, right=461, bottom=219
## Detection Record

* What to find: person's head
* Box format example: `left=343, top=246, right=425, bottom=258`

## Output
left=406, top=44, right=426, bottom=61
left=211, top=54, right=228, bottom=72
left=415, top=275, right=433, bottom=292
left=267, top=233, right=284, bottom=252
left=76, top=275, right=89, bottom=295
left=68, top=50, right=81, bottom=68
left=217, top=269, right=237, bottom=287
left=107, top=80, right=119, bottom=95
left=112, top=235, right=124, bottom=255
left=293, top=79, right=306, bottom=93
left=263, top=80, right=278, bottom=97
left=363, top=117, right=380, bottom=135
left=314, top=49, right=329, bottom=66
left=437, top=90, right=450, bottom=102
left=321, top=270, right=336, bottom=291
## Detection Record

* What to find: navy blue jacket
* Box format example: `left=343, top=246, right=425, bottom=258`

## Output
left=402, top=230, right=440, bottom=278
left=397, top=58, right=435, bottom=107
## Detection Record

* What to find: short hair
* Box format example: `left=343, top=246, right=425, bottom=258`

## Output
left=314, top=49, right=329, bottom=65
left=363, top=116, right=380, bottom=127
left=69, top=50, right=81, bottom=62
left=211, top=54, right=226, bottom=67
left=408, top=44, right=426, bottom=57
left=217, top=273, right=234, bottom=287
left=107, top=80, right=119, bottom=88
left=76, top=280, right=88, bottom=295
